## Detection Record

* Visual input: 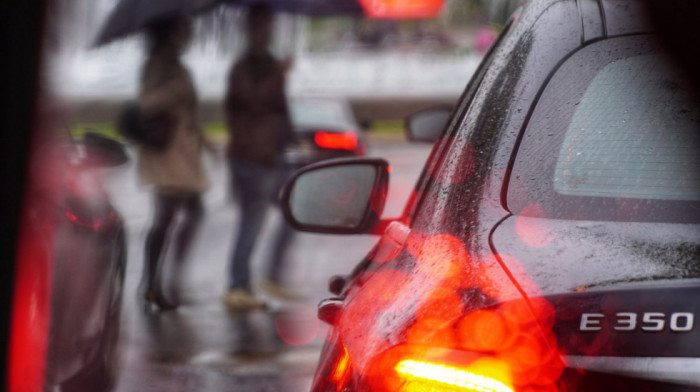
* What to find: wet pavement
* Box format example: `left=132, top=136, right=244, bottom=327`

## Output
left=103, top=139, right=432, bottom=391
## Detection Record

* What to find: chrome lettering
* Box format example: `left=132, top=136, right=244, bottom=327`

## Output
left=670, top=313, right=694, bottom=332
left=579, top=312, right=695, bottom=333
left=613, top=312, right=637, bottom=331
left=580, top=313, right=604, bottom=331
left=641, top=313, right=665, bottom=331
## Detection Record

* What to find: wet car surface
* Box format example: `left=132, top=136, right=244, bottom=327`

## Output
left=280, top=0, right=700, bottom=391
left=46, top=135, right=128, bottom=392
left=7, top=133, right=128, bottom=392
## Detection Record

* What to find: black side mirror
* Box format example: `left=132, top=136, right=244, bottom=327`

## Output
left=82, top=132, right=128, bottom=167
left=405, top=107, right=452, bottom=143
left=280, top=158, right=390, bottom=235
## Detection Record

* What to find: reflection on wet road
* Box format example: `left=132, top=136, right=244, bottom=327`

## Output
left=104, top=139, right=431, bottom=391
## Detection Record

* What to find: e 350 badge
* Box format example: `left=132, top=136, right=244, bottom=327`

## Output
left=580, top=312, right=695, bottom=332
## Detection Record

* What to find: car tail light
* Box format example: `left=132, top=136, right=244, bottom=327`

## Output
left=313, top=232, right=564, bottom=392
left=361, top=345, right=518, bottom=392
left=314, top=131, right=358, bottom=151
left=312, top=334, right=355, bottom=392
left=8, top=221, right=53, bottom=392
left=395, top=359, right=513, bottom=392
left=330, top=346, right=352, bottom=383
left=8, top=144, right=62, bottom=392
left=358, top=0, right=445, bottom=18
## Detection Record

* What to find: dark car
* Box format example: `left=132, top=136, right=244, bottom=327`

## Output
left=9, top=132, right=127, bottom=392
left=280, top=0, right=700, bottom=391
left=284, top=97, right=368, bottom=168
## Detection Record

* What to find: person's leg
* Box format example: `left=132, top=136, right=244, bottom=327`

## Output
left=174, top=193, right=204, bottom=263
left=228, top=160, right=276, bottom=292
left=170, top=193, right=204, bottom=301
left=266, top=213, right=295, bottom=284
left=266, top=162, right=297, bottom=284
left=142, top=193, right=177, bottom=309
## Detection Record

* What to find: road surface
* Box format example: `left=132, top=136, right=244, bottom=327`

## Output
left=104, top=139, right=432, bottom=392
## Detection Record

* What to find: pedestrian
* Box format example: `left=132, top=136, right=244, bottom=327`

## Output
left=137, top=16, right=211, bottom=312
left=223, top=4, right=295, bottom=310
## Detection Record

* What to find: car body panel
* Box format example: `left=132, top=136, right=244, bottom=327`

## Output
left=492, top=218, right=700, bottom=295
left=41, top=144, right=127, bottom=391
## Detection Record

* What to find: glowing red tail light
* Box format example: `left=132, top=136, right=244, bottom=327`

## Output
left=8, top=224, right=52, bottom=392
left=362, top=345, right=518, bottom=392
left=65, top=210, right=104, bottom=231
left=8, top=185, right=58, bottom=392
left=312, top=232, right=564, bottom=392
left=314, top=131, right=358, bottom=151
left=359, top=0, right=445, bottom=18
left=331, top=346, right=352, bottom=383
left=395, top=359, right=514, bottom=392
left=8, top=140, right=64, bottom=392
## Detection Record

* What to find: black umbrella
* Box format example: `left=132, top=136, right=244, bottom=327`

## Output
left=93, top=0, right=365, bottom=47
left=225, top=0, right=364, bottom=16
left=93, top=0, right=224, bottom=47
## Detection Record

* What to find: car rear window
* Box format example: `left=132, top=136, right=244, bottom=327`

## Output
left=508, top=35, right=700, bottom=223
left=290, top=101, right=348, bottom=128
left=553, top=54, right=700, bottom=201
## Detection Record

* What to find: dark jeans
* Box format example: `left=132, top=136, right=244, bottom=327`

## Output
left=266, top=163, right=297, bottom=284
left=143, top=192, right=203, bottom=294
left=228, top=159, right=279, bottom=290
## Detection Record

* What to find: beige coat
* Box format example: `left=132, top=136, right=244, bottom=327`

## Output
left=137, top=52, right=209, bottom=193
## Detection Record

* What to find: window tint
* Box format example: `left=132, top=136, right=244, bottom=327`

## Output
left=508, top=36, right=700, bottom=223
left=290, top=101, right=347, bottom=127
left=554, top=54, right=700, bottom=201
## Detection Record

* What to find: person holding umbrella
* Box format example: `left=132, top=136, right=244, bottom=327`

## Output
left=137, top=16, right=212, bottom=312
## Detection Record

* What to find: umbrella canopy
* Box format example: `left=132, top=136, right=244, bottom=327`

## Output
left=225, top=0, right=364, bottom=16
left=93, top=0, right=223, bottom=47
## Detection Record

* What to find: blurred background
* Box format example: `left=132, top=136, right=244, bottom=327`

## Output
left=38, top=1, right=521, bottom=391
left=47, top=0, right=519, bottom=126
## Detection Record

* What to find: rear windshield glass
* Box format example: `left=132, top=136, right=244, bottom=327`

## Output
left=508, top=36, right=700, bottom=223
left=290, top=101, right=348, bottom=127
left=553, top=54, right=700, bottom=201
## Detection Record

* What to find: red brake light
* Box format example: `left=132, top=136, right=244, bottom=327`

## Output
left=365, top=346, right=516, bottom=392
left=8, top=148, right=60, bottom=392
left=312, top=336, right=355, bottom=392
left=395, top=359, right=514, bottom=392
left=8, top=222, right=52, bottom=392
left=331, top=346, right=351, bottom=383
left=314, top=131, right=358, bottom=151
left=65, top=210, right=103, bottom=231
left=358, top=0, right=445, bottom=18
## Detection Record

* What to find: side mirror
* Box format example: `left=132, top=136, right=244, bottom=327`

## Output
left=280, top=158, right=389, bottom=234
left=405, top=107, right=452, bottom=143
left=82, top=132, right=128, bottom=167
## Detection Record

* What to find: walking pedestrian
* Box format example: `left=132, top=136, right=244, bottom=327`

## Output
left=137, top=16, right=210, bottom=312
left=223, top=4, right=295, bottom=310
